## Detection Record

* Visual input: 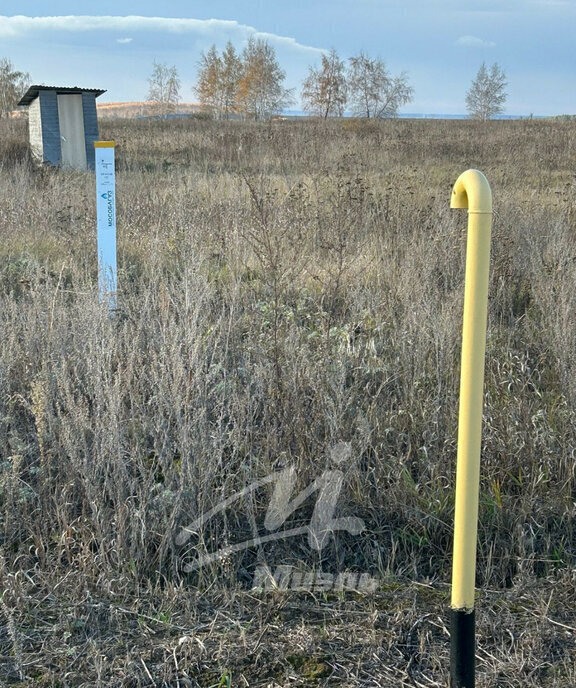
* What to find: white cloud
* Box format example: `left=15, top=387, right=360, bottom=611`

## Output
left=456, top=35, right=496, bottom=48
left=0, top=15, right=325, bottom=57
left=116, top=37, right=133, bottom=44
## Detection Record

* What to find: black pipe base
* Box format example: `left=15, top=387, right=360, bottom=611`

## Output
left=450, top=608, right=475, bottom=688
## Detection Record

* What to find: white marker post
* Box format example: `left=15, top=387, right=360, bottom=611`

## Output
left=94, top=141, right=117, bottom=312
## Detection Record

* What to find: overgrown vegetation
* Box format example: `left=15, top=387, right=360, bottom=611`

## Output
left=0, top=115, right=575, bottom=686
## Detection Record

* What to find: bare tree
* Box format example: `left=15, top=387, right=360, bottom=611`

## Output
left=148, top=61, right=181, bottom=118
left=301, top=49, right=347, bottom=119
left=0, top=58, right=30, bottom=118
left=347, top=53, right=413, bottom=118
left=466, top=62, right=507, bottom=121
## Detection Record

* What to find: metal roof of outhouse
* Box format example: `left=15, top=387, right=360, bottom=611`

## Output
left=18, top=85, right=106, bottom=107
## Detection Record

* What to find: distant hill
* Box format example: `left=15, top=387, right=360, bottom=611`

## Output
left=97, top=101, right=204, bottom=119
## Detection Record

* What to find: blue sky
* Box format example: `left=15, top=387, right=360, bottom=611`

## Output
left=1, top=1, right=574, bottom=115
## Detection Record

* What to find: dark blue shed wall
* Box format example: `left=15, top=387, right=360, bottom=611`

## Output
left=38, top=91, right=62, bottom=165
left=82, top=93, right=100, bottom=171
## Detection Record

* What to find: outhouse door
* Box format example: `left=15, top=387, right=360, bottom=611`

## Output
left=57, top=94, right=87, bottom=170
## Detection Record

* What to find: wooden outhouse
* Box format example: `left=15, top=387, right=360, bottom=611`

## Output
left=18, top=85, right=106, bottom=171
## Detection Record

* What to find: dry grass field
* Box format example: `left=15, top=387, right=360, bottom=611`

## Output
left=97, top=102, right=204, bottom=119
left=0, top=114, right=575, bottom=686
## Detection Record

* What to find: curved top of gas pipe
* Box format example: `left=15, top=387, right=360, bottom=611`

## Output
left=450, top=169, right=492, bottom=214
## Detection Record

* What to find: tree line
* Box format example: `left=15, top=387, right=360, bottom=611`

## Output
left=0, top=47, right=508, bottom=121
left=150, top=41, right=507, bottom=121
left=188, top=43, right=416, bottom=119
left=190, top=42, right=417, bottom=120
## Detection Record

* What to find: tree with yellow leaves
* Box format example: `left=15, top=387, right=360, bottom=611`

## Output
left=236, top=37, right=293, bottom=120
left=301, top=49, right=347, bottom=119
left=195, top=42, right=242, bottom=119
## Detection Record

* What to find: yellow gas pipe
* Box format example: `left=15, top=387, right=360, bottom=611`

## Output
left=450, top=169, right=493, bottom=688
